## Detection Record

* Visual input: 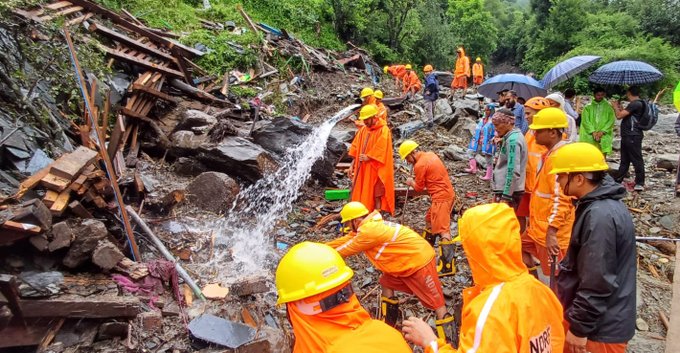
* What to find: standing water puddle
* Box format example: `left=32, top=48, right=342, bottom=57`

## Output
left=204, top=104, right=360, bottom=282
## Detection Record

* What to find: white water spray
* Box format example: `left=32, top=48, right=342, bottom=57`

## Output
left=208, top=104, right=360, bottom=281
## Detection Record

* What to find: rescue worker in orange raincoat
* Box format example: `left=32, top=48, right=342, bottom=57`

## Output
left=524, top=107, right=575, bottom=280
left=401, top=203, right=565, bottom=353
left=384, top=64, right=406, bottom=90
left=399, top=140, right=456, bottom=277
left=348, top=104, right=395, bottom=215
left=327, top=201, right=455, bottom=343
left=517, top=97, right=552, bottom=238
left=451, top=47, right=470, bottom=94
left=275, top=242, right=412, bottom=353
left=403, top=64, right=422, bottom=98
left=360, top=87, right=376, bottom=107
left=374, top=90, right=388, bottom=124
left=472, top=57, right=484, bottom=86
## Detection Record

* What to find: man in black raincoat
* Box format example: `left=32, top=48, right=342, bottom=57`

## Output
left=549, top=142, right=636, bottom=353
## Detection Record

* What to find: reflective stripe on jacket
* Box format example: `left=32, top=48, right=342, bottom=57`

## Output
left=527, top=141, right=575, bottom=249
left=327, top=211, right=434, bottom=277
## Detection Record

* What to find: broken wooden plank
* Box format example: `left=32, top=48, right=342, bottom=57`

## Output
left=1, top=220, right=42, bottom=234
left=49, top=189, right=71, bottom=216
left=16, top=296, right=143, bottom=318
left=49, top=146, right=98, bottom=180
left=131, top=83, right=178, bottom=102
left=40, top=173, right=72, bottom=192
left=13, top=9, right=44, bottom=22
left=45, top=1, right=74, bottom=10
left=17, top=164, right=52, bottom=195
left=65, top=11, right=93, bottom=26
left=67, top=0, right=202, bottom=57
left=121, top=8, right=144, bottom=26
left=102, top=46, right=184, bottom=78
left=665, top=242, right=680, bottom=353
left=125, top=124, right=140, bottom=167
left=36, top=318, right=65, bottom=353
left=88, top=22, right=177, bottom=62
left=43, top=190, right=59, bottom=207
left=0, top=319, right=52, bottom=348
left=171, top=46, right=195, bottom=85
left=0, top=275, right=24, bottom=324
left=107, top=114, right=126, bottom=161
left=39, top=5, right=84, bottom=21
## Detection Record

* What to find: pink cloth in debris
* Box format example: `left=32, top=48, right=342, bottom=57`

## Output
left=112, top=259, right=183, bottom=307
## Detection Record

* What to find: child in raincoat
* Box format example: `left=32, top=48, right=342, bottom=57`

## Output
left=464, top=103, right=496, bottom=180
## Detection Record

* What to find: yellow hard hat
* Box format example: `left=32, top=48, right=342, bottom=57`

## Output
left=340, top=201, right=369, bottom=223
left=275, top=242, right=354, bottom=304
left=383, top=66, right=389, bottom=74
left=360, top=87, right=374, bottom=98
left=423, top=64, right=433, bottom=73
left=398, top=139, right=419, bottom=160
left=374, top=90, right=384, bottom=99
left=476, top=57, right=481, bottom=61
left=549, top=142, right=609, bottom=174
left=358, top=104, right=378, bottom=120
left=529, top=107, right=568, bottom=130
left=405, top=64, right=412, bottom=70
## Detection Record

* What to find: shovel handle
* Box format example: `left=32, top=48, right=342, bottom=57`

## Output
left=549, top=255, right=558, bottom=293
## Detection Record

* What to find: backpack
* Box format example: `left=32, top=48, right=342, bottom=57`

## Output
left=634, top=100, right=659, bottom=131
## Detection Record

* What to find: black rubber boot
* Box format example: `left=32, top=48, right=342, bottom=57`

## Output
left=436, top=314, right=456, bottom=345
left=437, top=240, right=456, bottom=277
left=380, top=296, right=400, bottom=327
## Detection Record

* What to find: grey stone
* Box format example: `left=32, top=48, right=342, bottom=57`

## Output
left=176, top=109, right=217, bottom=133
left=612, top=138, right=621, bottom=151
left=659, top=214, right=677, bottom=231
left=186, top=172, right=240, bottom=213
left=188, top=314, right=256, bottom=348
left=451, top=99, right=481, bottom=117
left=63, top=219, right=108, bottom=268
left=450, top=117, right=478, bottom=139
left=435, top=99, right=453, bottom=116
left=635, top=318, right=649, bottom=331
left=442, top=145, right=468, bottom=162
left=655, top=153, right=678, bottom=171
left=92, top=240, right=125, bottom=270
left=171, top=130, right=207, bottom=150
left=172, top=157, right=209, bottom=177
left=49, top=221, right=74, bottom=252
left=196, top=137, right=278, bottom=184
left=392, top=120, right=425, bottom=140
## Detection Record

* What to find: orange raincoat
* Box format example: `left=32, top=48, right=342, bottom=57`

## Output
left=527, top=141, right=575, bottom=251
left=348, top=119, right=395, bottom=214
left=524, top=131, right=547, bottom=194
left=288, top=283, right=411, bottom=353
left=426, top=203, right=565, bottom=353
left=402, top=70, right=422, bottom=94
left=388, top=65, right=407, bottom=88
left=376, top=101, right=388, bottom=123
left=327, top=211, right=434, bottom=277
left=412, top=151, right=455, bottom=234
left=355, top=96, right=378, bottom=128
left=472, top=62, right=484, bottom=85
left=451, top=48, right=470, bottom=89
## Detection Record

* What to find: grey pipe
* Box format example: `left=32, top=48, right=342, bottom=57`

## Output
left=126, top=206, right=205, bottom=301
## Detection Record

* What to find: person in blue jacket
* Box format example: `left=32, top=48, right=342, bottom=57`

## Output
left=465, top=103, right=496, bottom=180
left=423, top=64, right=439, bottom=129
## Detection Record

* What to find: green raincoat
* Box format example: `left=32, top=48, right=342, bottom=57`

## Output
left=579, top=99, right=615, bottom=154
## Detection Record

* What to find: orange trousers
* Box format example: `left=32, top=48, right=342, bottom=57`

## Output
left=425, top=199, right=454, bottom=235
left=452, top=76, right=468, bottom=89
left=379, top=258, right=445, bottom=310
left=563, top=322, right=628, bottom=353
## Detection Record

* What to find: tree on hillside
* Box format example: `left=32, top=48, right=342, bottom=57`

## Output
left=447, top=0, right=498, bottom=61
left=529, top=0, right=551, bottom=25
left=383, top=0, right=423, bottom=50
left=326, top=0, right=372, bottom=41
left=413, top=0, right=454, bottom=68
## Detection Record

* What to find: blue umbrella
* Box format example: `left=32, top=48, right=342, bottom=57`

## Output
left=477, top=74, right=547, bottom=100
left=589, top=60, right=663, bottom=85
left=540, top=55, right=601, bottom=89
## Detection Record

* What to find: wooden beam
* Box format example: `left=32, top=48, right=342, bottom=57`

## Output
left=88, top=22, right=176, bottom=62
left=665, top=242, right=680, bottom=353
left=107, top=114, right=126, bottom=161
left=131, top=83, right=178, bottom=102
left=49, top=146, right=98, bottom=180
left=66, top=0, right=202, bottom=58
left=65, top=12, right=93, bottom=26
left=0, top=319, right=51, bottom=348
left=102, top=46, right=184, bottom=78
left=15, top=296, right=143, bottom=318
left=171, top=46, right=194, bottom=86
left=39, top=5, right=83, bottom=21
left=45, top=1, right=74, bottom=10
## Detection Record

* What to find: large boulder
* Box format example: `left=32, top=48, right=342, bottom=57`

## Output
left=442, top=145, right=468, bottom=161
left=63, top=219, right=108, bottom=269
left=196, top=137, right=278, bottom=184
left=251, top=117, right=346, bottom=185
left=450, top=117, right=478, bottom=139
left=434, top=114, right=459, bottom=130
left=432, top=71, right=453, bottom=88
left=392, top=120, right=425, bottom=140
left=656, top=153, right=679, bottom=171
left=451, top=99, right=480, bottom=117
left=186, top=172, right=240, bottom=213
left=176, top=110, right=218, bottom=134
left=435, top=99, right=453, bottom=116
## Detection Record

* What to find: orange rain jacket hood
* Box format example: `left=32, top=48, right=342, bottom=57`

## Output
left=287, top=283, right=411, bottom=353
left=348, top=120, right=396, bottom=214
left=454, top=48, right=470, bottom=78
left=327, top=211, right=434, bottom=277
left=423, top=203, right=565, bottom=353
